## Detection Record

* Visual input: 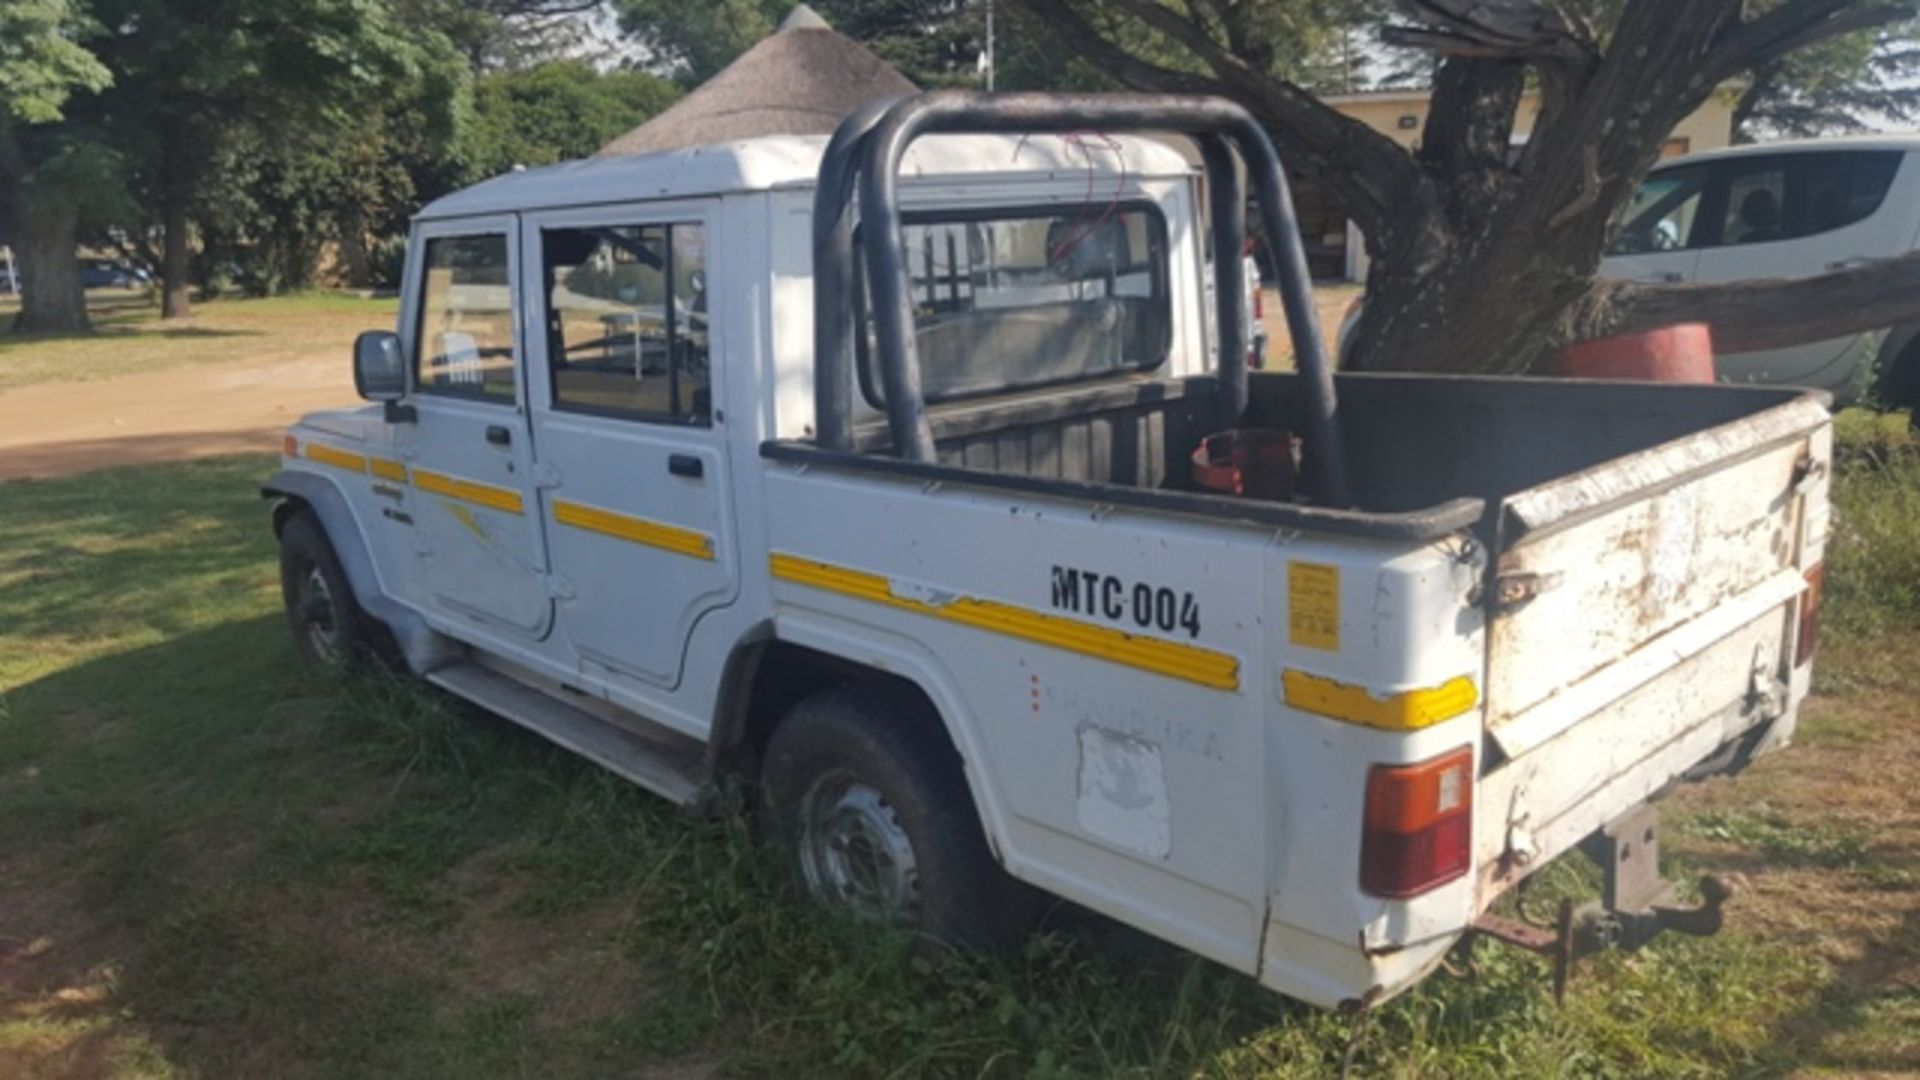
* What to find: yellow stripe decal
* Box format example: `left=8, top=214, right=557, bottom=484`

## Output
left=1281, top=670, right=1479, bottom=731
left=770, top=553, right=1238, bottom=691
left=368, top=456, right=409, bottom=483
left=412, top=468, right=524, bottom=514
left=553, top=500, right=714, bottom=561
left=304, top=443, right=367, bottom=474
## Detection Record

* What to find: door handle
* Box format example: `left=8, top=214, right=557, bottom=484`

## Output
left=668, top=453, right=704, bottom=479
left=1635, top=271, right=1685, bottom=284
left=1826, top=257, right=1871, bottom=272
left=485, top=424, right=512, bottom=446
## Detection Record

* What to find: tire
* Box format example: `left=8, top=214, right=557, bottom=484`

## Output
left=761, top=682, right=1037, bottom=950
left=278, top=511, right=375, bottom=673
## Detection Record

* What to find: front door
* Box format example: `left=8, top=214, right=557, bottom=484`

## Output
left=397, top=218, right=552, bottom=638
left=1601, top=158, right=1711, bottom=289
left=523, top=206, right=738, bottom=690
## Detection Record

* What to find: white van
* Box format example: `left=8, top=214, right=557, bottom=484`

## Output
left=1606, top=136, right=1920, bottom=407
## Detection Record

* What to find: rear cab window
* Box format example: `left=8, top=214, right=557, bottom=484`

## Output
left=541, top=223, right=712, bottom=425
left=858, top=204, right=1171, bottom=405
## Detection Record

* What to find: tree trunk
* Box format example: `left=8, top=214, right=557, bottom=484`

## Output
left=9, top=191, right=89, bottom=336
left=161, top=194, right=192, bottom=319
left=336, top=206, right=373, bottom=289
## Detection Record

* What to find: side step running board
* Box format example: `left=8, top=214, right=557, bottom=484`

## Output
left=426, top=661, right=706, bottom=806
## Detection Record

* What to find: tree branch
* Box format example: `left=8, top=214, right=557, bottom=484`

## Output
left=1383, top=0, right=1600, bottom=71
left=1706, top=0, right=1917, bottom=81
left=1009, top=0, right=1228, bottom=95
left=1571, top=249, right=1920, bottom=354
left=1013, top=0, right=1427, bottom=244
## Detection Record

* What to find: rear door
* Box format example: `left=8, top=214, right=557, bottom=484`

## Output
left=1689, top=149, right=1908, bottom=388
left=396, top=218, right=552, bottom=638
left=523, top=204, right=739, bottom=691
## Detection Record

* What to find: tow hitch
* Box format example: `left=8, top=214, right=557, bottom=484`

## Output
left=1468, top=805, right=1734, bottom=1002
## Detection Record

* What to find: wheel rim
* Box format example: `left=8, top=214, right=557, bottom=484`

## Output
left=798, top=770, right=920, bottom=924
left=297, top=565, right=344, bottom=666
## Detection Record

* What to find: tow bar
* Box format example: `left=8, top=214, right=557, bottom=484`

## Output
left=1468, top=805, right=1734, bottom=1002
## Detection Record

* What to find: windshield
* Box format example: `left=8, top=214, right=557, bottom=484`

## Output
left=858, top=204, right=1171, bottom=405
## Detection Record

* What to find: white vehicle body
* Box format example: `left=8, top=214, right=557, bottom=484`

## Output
left=267, top=107, right=1830, bottom=1010
left=1604, top=135, right=1920, bottom=406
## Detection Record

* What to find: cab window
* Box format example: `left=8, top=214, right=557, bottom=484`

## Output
left=416, top=234, right=516, bottom=401
left=541, top=223, right=710, bottom=425
left=1608, top=164, right=1711, bottom=254
left=1715, top=151, right=1901, bottom=247
left=857, top=204, right=1171, bottom=405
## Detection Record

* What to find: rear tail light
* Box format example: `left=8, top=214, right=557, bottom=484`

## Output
left=1796, top=562, right=1824, bottom=667
left=1361, top=745, right=1474, bottom=899
left=283, top=435, right=299, bottom=459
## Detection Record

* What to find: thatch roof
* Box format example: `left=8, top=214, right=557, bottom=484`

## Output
left=597, top=5, right=917, bottom=158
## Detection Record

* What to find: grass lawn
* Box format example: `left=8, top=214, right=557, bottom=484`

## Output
left=0, top=423, right=1915, bottom=1075
left=0, top=293, right=397, bottom=393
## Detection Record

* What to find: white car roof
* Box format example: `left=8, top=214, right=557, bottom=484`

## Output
left=419, top=132, right=1196, bottom=220
left=1654, top=132, right=1920, bottom=171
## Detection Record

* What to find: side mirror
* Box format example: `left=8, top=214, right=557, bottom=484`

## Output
left=354, top=330, right=406, bottom=402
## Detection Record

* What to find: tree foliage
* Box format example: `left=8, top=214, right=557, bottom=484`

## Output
left=0, top=0, right=111, bottom=125
left=1735, top=18, right=1920, bottom=139
left=461, top=61, right=678, bottom=177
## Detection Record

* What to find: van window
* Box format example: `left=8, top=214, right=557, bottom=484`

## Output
left=858, top=204, right=1171, bottom=405
left=541, top=223, right=710, bottom=425
left=1715, top=150, right=1901, bottom=247
left=417, top=234, right=516, bottom=400
left=1609, top=164, right=1711, bottom=254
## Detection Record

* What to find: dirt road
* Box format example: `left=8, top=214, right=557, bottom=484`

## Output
left=0, top=357, right=356, bottom=481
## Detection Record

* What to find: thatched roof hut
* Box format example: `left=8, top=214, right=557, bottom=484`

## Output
left=597, top=5, right=917, bottom=158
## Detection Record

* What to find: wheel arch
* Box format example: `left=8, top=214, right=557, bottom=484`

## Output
left=262, top=469, right=453, bottom=673
left=711, top=619, right=1014, bottom=866
left=1875, top=322, right=1920, bottom=409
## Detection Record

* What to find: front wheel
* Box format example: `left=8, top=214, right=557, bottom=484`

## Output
left=761, top=682, right=1037, bottom=949
left=278, top=511, right=374, bottom=672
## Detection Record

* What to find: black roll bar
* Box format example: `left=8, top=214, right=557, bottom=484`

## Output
left=812, top=91, right=1352, bottom=506
left=810, top=95, right=906, bottom=453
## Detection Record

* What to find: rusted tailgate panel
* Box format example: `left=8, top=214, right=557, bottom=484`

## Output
left=1485, top=398, right=1826, bottom=730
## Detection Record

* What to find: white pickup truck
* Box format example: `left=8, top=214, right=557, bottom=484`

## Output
left=266, top=93, right=1831, bottom=1010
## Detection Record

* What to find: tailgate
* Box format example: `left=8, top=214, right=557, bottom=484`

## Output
left=1476, top=397, right=1829, bottom=891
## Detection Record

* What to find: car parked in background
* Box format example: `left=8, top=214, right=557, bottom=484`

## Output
left=1606, top=136, right=1920, bottom=410
left=78, top=260, right=148, bottom=289
left=1339, top=137, right=1920, bottom=415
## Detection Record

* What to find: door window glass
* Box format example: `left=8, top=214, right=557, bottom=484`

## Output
left=1716, top=151, right=1901, bottom=247
left=543, top=223, right=710, bottom=425
left=417, top=235, right=516, bottom=400
left=857, top=204, right=1170, bottom=404
left=1608, top=165, right=1710, bottom=254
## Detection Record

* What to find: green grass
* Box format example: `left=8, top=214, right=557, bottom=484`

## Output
left=0, top=411, right=1915, bottom=1075
left=1826, top=409, right=1920, bottom=630
left=0, top=292, right=396, bottom=391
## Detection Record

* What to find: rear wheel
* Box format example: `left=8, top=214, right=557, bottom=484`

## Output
left=761, top=682, right=1036, bottom=949
left=278, top=511, right=373, bottom=672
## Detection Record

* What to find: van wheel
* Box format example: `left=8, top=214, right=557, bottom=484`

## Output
left=278, top=511, right=372, bottom=672
left=761, top=682, right=1036, bottom=949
